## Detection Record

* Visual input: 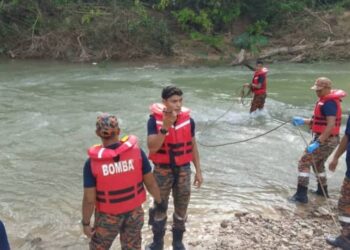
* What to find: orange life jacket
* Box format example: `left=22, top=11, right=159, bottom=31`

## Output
left=311, top=89, right=346, bottom=136
left=148, top=103, right=193, bottom=166
left=252, top=67, right=268, bottom=95
left=88, top=135, right=146, bottom=215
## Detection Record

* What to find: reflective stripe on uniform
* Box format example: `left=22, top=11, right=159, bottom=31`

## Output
left=175, top=120, right=190, bottom=130
left=98, top=148, right=105, bottom=159
left=298, top=172, right=310, bottom=177
left=316, top=172, right=326, bottom=177
left=339, top=216, right=350, bottom=223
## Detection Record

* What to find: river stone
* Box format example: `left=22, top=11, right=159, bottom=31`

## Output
left=220, top=220, right=230, bottom=228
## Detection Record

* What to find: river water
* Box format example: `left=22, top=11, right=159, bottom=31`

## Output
left=0, top=60, right=349, bottom=249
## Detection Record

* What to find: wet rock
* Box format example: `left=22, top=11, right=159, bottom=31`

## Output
left=234, top=212, right=248, bottom=218
left=220, top=220, right=230, bottom=228
left=31, top=237, right=42, bottom=245
left=193, top=209, right=339, bottom=250
left=316, top=206, right=330, bottom=216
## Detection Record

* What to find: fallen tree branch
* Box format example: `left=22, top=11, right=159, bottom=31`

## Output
left=230, top=38, right=350, bottom=64
left=77, top=33, right=92, bottom=62
left=259, top=38, right=350, bottom=59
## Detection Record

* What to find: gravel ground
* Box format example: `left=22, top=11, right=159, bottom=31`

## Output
left=187, top=200, right=341, bottom=250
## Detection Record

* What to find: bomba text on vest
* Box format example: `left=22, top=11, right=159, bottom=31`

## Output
left=102, top=160, right=135, bottom=176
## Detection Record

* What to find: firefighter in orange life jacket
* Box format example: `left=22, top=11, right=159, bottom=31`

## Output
left=290, top=77, right=346, bottom=204
left=82, top=113, right=165, bottom=250
left=243, top=59, right=268, bottom=113
left=146, top=86, right=203, bottom=250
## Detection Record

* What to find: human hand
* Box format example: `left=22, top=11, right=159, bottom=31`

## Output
left=162, top=108, right=177, bottom=129
left=193, top=171, right=203, bottom=188
left=307, top=140, right=320, bottom=154
left=155, top=199, right=167, bottom=213
left=329, top=158, right=338, bottom=172
left=243, top=83, right=251, bottom=88
left=292, top=116, right=305, bottom=126
left=83, top=225, right=95, bottom=238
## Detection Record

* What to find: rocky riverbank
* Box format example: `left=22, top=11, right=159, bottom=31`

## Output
left=187, top=200, right=340, bottom=250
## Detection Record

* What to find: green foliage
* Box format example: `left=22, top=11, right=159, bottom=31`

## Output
left=127, top=4, right=174, bottom=55
left=81, top=8, right=102, bottom=24
left=0, top=0, right=349, bottom=58
left=241, top=0, right=308, bottom=23
left=173, top=8, right=213, bottom=33
left=333, top=0, right=350, bottom=9
left=190, top=31, right=224, bottom=48
left=233, top=21, right=269, bottom=54
left=235, top=33, right=268, bottom=54
left=343, top=0, right=350, bottom=8
left=168, top=1, right=241, bottom=32
left=0, top=0, right=174, bottom=58
left=247, top=20, right=268, bottom=35
left=157, top=0, right=170, bottom=10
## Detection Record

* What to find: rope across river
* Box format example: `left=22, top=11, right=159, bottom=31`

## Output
left=195, top=91, right=340, bottom=232
left=197, top=120, right=289, bottom=147
left=197, top=86, right=289, bottom=147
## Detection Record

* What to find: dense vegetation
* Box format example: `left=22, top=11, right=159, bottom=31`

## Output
left=0, top=0, right=349, bottom=61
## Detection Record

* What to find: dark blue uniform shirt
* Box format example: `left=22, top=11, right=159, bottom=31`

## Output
left=345, top=116, right=350, bottom=178
left=83, top=142, right=152, bottom=188
left=257, top=75, right=265, bottom=87
left=0, top=220, right=10, bottom=250
left=321, top=100, right=337, bottom=116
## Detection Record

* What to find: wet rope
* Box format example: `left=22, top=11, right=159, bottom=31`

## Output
left=198, top=121, right=289, bottom=147
left=296, top=126, right=341, bottom=231
left=196, top=88, right=289, bottom=147
left=236, top=85, right=252, bottom=106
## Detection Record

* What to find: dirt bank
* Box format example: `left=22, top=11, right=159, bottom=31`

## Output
left=173, top=10, right=350, bottom=65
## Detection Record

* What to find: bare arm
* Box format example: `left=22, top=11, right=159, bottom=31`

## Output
left=251, top=83, right=261, bottom=89
left=82, top=187, right=96, bottom=237
left=334, top=135, right=349, bottom=159
left=318, top=116, right=336, bottom=143
left=143, top=172, right=161, bottom=203
left=147, top=134, right=167, bottom=154
left=304, top=118, right=312, bottom=126
left=243, top=63, right=255, bottom=71
left=192, top=138, right=203, bottom=188
left=329, top=134, right=348, bottom=172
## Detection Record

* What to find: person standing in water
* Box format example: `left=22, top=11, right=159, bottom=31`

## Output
left=243, top=59, right=268, bottom=113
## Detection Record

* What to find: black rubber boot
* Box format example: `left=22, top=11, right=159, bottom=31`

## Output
left=311, top=183, right=329, bottom=198
left=146, top=218, right=166, bottom=250
left=172, top=228, right=186, bottom=250
left=326, top=235, right=350, bottom=250
left=289, top=185, right=308, bottom=203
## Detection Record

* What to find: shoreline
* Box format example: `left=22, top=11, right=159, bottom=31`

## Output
left=187, top=199, right=340, bottom=250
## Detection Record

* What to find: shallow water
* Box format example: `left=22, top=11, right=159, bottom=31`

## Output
left=0, top=60, right=349, bottom=249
